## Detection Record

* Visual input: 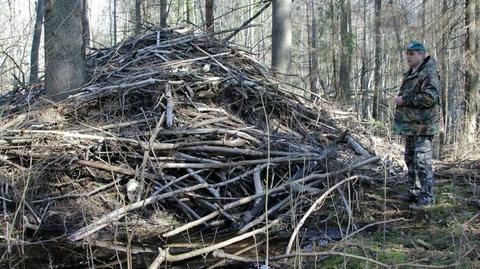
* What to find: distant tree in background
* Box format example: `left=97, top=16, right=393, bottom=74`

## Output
left=113, top=0, right=117, bottom=44
left=29, top=0, right=44, bottom=85
left=338, top=0, right=352, bottom=103
left=160, top=0, right=167, bottom=27
left=464, top=0, right=479, bottom=143
left=372, top=0, right=382, bottom=120
left=44, top=0, right=86, bottom=100
left=307, top=0, right=320, bottom=101
left=206, top=0, right=214, bottom=32
left=135, top=0, right=142, bottom=35
left=271, top=0, right=292, bottom=78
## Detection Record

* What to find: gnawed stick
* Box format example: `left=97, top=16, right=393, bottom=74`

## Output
left=172, top=196, right=202, bottom=222
left=235, top=166, right=265, bottom=229
left=197, top=198, right=236, bottom=223
left=153, top=169, right=206, bottom=194
left=0, top=114, right=26, bottom=132
left=165, top=85, right=174, bottom=128
left=153, top=155, right=328, bottom=169
left=207, top=239, right=267, bottom=269
left=211, top=249, right=256, bottom=263
left=138, top=112, right=166, bottom=201
left=187, top=168, right=220, bottom=198
left=148, top=248, right=166, bottom=269
left=346, top=135, right=371, bottom=156
left=75, top=118, right=151, bottom=132
left=238, top=196, right=289, bottom=234
left=87, top=240, right=157, bottom=254
left=252, top=166, right=264, bottom=206
left=150, top=218, right=281, bottom=267
left=162, top=210, right=220, bottom=238
left=285, top=175, right=359, bottom=255
left=76, top=159, right=157, bottom=181
left=33, top=177, right=123, bottom=203
left=70, top=78, right=164, bottom=100
left=162, top=193, right=258, bottom=238
left=156, top=128, right=260, bottom=144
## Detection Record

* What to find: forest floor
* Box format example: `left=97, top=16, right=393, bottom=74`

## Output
left=299, top=157, right=480, bottom=269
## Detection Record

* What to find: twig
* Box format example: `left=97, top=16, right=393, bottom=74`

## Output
left=207, top=239, right=267, bottom=269
left=285, top=176, right=359, bottom=255
left=165, top=85, right=174, bottom=128
left=211, top=249, right=256, bottom=263
left=187, top=168, right=220, bottom=198
left=395, top=247, right=476, bottom=268
left=270, top=251, right=390, bottom=268
left=33, top=177, right=123, bottom=203
left=150, top=218, right=281, bottom=267
left=223, top=1, right=272, bottom=42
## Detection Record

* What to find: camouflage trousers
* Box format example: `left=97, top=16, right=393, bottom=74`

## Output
left=404, top=135, right=435, bottom=199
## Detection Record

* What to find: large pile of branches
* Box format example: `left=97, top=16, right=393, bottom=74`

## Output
left=0, top=27, right=388, bottom=267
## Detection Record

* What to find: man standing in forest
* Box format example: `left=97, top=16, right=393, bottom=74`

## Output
left=393, top=41, right=441, bottom=208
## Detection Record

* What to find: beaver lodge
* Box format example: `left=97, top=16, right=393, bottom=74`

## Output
left=0, top=27, right=478, bottom=268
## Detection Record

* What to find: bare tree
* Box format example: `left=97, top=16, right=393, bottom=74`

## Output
left=360, top=0, right=370, bottom=120
left=464, top=0, right=479, bottom=142
left=29, top=0, right=44, bottom=85
left=437, top=0, right=449, bottom=157
left=185, top=0, right=192, bottom=23
left=135, top=0, right=142, bottom=35
left=372, top=0, right=382, bottom=119
left=113, top=0, right=117, bottom=44
left=329, top=0, right=338, bottom=97
left=206, top=0, right=214, bottom=32
left=271, top=0, right=292, bottom=77
left=307, top=0, right=320, bottom=100
left=339, top=0, right=352, bottom=103
left=44, top=0, right=86, bottom=100
left=82, top=0, right=90, bottom=59
left=388, top=0, right=404, bottom=60
left=160, top=0, right=167, bottom=27
left=421, top=0, right=426, bottom=43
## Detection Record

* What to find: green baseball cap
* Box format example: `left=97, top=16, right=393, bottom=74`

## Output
left=404, top=41, right=427, bottom=52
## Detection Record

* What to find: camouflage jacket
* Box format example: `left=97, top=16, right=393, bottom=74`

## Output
left=393, top=56, right=441, bottom=136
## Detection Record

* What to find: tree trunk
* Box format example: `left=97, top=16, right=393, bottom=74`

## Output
left=113, top=0, right=117, bottom=44
left=436, top=0, right=449, bottom=158
left=330, top=0, right=338, bottom=97
left=185, top=0, right=192, bottom=23
left=421, top=0, right=426, bottom=43
left=81, top=0, right=90, bottom=60
left=388, top=0, right=404, bottom=61
left=271, top=0, right=292, bottom=78
left=372, top=0, right=382, bottom=120
left=160, top=0, right=167, bottom=27
left=206, top=0, right=214, bottom=32
left=339, top=0, right=352, bottom=103
left=308, top=0, right=319, bottom=101
left=29, top=0, right=44, bottom=85
left=464, top=0, right=479, bottom=142
left=135, top=0, right=142, bottom=35
left=44, top=0, right=86, bottom=100
left=361, top=0, right=370, bottom=120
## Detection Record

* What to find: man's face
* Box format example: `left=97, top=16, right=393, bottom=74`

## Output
left=404, top=50, right=424, bottom=68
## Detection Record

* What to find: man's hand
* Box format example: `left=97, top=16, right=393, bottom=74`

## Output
left=395, top=96, right=404, bottom=106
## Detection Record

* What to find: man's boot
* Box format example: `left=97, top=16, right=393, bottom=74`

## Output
left=410, top=136, right=435, bottom=208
